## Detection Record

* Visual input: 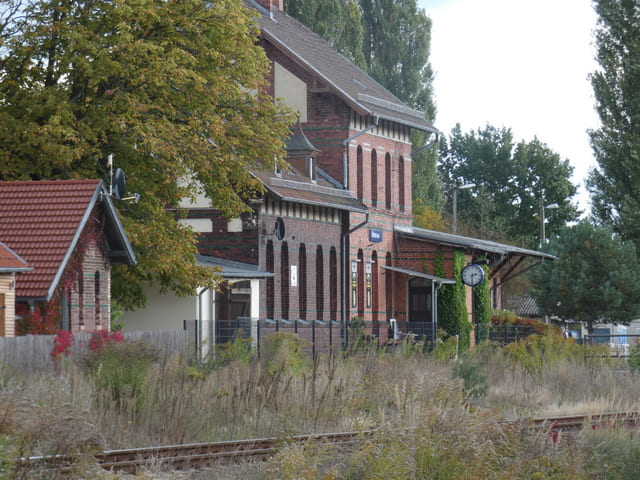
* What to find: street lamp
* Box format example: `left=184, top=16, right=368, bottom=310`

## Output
left=540, top=199, right=559, bottom=245
left=452, top=183, right=475, bottom=235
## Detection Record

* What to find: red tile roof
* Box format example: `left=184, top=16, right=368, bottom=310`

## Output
left=0, top=241, right=31, bottom=272
left=0, top=180, right=102, bottom=299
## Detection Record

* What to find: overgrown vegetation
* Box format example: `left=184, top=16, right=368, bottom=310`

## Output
left=2, top=330, right=640, bottom=478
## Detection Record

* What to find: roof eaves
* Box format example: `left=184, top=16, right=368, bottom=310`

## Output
left=0, top=267, right=33, bottom=273
left=100, top=185, right=137, bottom=265
left=277, top=194, right=366, bottom=213
left=0, top=241, right=32, bottom=272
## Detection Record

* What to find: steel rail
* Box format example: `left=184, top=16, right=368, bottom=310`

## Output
left=25, top=412, right=640, bottom=474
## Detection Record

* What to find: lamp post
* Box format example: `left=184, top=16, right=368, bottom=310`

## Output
left=540, top=199, right=559, bottom=246
left=452, top=183, right=475, bottom=235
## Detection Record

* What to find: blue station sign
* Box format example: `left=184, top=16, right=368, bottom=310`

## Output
left=369, top=229, right=383, bottom=242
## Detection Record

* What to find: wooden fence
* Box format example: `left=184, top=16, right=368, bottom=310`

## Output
left=0, top=330, right=192, bottom=373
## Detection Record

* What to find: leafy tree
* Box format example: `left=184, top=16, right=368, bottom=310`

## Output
left=412, top=198, right=447, bottom=231
left=588, top=0, right=640, bottom=244
left=530, top=220, right=640, bottom=333
left=0, top=0, right=295, bottom=310
left=284, top=0, right=365, bottom=68
left=359, top=0, right=435, bottom=116
left=412, top=130, right=443, bottom=216
left=438, top=124, right=579, bottom=246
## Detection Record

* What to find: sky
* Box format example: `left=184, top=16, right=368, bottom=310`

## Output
left=418, top=0, right=601, bottom=212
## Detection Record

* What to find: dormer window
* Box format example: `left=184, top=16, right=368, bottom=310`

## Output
left=275, top=159, right=282, bottom=177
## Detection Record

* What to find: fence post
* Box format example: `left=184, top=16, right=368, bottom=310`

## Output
left=312, top=320, right=316, bottom=358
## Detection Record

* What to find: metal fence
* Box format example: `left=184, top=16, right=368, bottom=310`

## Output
left=184, top=318, right=344, bottom=359
left=475, top=324, right=537, bottom=344
left=582, top=334, right=640, bottom=357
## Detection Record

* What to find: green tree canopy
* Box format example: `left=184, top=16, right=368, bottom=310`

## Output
left=359, top=0, right=435, bottom=116
left=530, top=220, right=640, bottom=333
left=438, top=124, right=579, bottom=246
left=284, top=0, right=366, bottom=68
left=0, top=0, right=294, bottom=310
left=588, top=0, right=640, bottom=243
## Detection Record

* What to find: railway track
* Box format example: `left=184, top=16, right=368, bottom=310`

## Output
left=532, top=410, right=640, bottom=430
left=27, top=411, right=640, bottom=474
left=28, top=430, right=367, bottom=474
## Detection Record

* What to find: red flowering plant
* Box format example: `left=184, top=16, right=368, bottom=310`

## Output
left=89, top=329, right=124, bottom=351
left=16, top=302, right=60, bottom=335
left=51, top=330, right=74, bottom=365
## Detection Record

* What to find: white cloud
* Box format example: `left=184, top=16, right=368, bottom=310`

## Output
left=420, top=0, right=600, bottom=211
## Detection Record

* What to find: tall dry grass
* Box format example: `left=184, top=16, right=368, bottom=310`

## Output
left=2, top=330, right=640, bottom=478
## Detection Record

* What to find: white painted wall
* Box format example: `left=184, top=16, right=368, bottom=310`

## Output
left=274, top=62, right=307, bottom=122
left=119, top=284, right=197, bottom=332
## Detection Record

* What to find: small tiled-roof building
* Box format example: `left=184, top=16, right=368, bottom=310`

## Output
left=0, top=241, right=32, bottom=336
left=0, top=180, right=136, bottom=336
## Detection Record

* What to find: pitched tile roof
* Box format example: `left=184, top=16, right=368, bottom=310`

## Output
left=249, top=1, right=438, bottom=134
left=505, top=294, right=542, bottom=318
left=0, top=179, right=135, bottom=300
left=251, top=168, right=367, bottom=213
left=0, top=241, right=31, bottom=273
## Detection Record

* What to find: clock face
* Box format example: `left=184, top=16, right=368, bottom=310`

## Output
left=461, top=264, right=485, bottom=287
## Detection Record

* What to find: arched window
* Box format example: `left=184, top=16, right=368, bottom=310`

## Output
left=385, top=252, right=392, bottom=319
left=372, top=251, right=379, bottom=336
left=94, top=271, right=100, bottom=326
left=371, top=149, right=378, bottom=208
left=299, top=243, right=307, bottom=320
left=357, top=249, right=365, bottom=318
left=330, top=247, right=338, bottom=321
left=356, top=145, right=364, bottom=200
left=316, top=246, right=324, bottom=320
left=281, top=242, right=289, bottom=320
left=266, top=240, right=274, bottom=319
left=398, top=156, right=405, bottom=212
left=78, top=267, right=84, bottom=328
left=385, top=153, right=392, bottom=210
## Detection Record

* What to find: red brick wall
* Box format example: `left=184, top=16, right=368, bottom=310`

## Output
left=190, top=210, right=260, bottom=265
left=259, top=207, right=343, bottom=322
left=67, top=222, right=111, bottom=333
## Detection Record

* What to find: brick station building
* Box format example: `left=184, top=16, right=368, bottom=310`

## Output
left=122, top=0, right=554, bottom=348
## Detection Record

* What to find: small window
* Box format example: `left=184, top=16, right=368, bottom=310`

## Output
left=95, top=271, right=101, bottom=326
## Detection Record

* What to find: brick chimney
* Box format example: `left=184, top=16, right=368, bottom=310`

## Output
left=255, top=0, right=283, bottom=11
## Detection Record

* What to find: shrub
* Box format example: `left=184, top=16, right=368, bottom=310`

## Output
left=453, top=357, right=489, bottom=399
left=628, top=338, right=640, bottom=372
left=202, top=331, right=254, bottom=371
left=51, top=330, right=74, bottom=365
left=261, top=332, right=310, bottom=376
left=82, top=339, right=159, bottom=411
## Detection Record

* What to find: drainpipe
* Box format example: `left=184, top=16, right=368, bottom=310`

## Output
left=197, top=287, right=209, bottom=360
left=431, top=281, right=443, bottom=350
left=341, top=211, right=370, bottom=348
left=342, top=115, right=379, bottom=189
